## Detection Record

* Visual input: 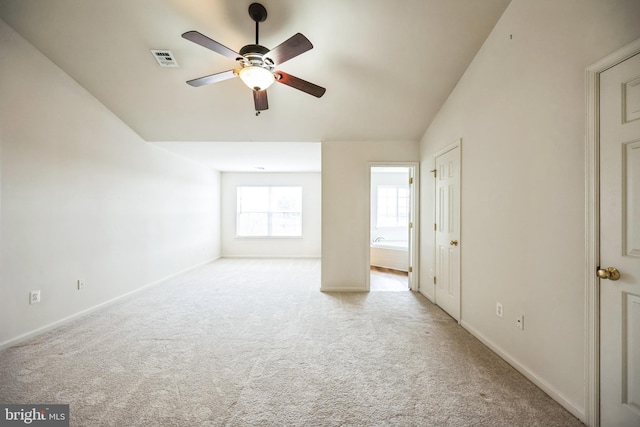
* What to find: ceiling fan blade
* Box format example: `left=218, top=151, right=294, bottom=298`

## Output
left=186, top=70, right=238, bottom=87
left=265, top=33, right=313, bottom=66
left=253, top=89, right=269, bottom=111
left=275, top=71, right=326, bottom=98
left=182, top=31, right=240, bottom=60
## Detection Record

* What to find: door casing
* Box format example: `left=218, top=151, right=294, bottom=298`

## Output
left=366, top=162, right=420, bottom=291
left=585, top=37, right=640, bottom=427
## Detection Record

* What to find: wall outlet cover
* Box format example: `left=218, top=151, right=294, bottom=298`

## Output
left=516, top=314, right=524, bottom=330
left=29, top=290, right=41, bottom=304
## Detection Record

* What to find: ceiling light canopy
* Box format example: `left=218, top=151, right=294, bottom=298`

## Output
left=239, top=66, right=275, bottom=91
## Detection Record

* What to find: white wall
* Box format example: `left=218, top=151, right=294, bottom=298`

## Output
left=0, top=19, right=221, bottom=346
left=322, top=141, right=418, bottom=291
left=418, top=0, right=640, bottom=421
left=221, top=172, right=321, bottom=258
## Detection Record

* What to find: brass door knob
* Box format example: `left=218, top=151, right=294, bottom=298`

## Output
left=597, top=267, right=620, bottom=281
left=450, top=240, right=459, bottom=246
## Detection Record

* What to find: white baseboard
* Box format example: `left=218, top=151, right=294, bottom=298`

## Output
left=460, top=320, right=586, bottom=423
left=321, top=287, right=368, bottom=292
left=0, top=257, right=218, bottom=351
left=419, top=288, right=435, bottom=303
left=221, top=255, right=321, bottom=259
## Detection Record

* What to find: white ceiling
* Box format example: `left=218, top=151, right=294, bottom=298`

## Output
left=0, top=0, right=510, bottom=171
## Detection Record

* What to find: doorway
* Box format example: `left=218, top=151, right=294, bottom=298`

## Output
left=368, top=163, right=419, bottom=291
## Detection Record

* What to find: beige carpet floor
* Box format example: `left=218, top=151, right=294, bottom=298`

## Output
left=0, top=258, right=583, bottom=426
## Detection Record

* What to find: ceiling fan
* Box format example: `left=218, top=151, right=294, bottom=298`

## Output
left=182, top=2, right=326, bottom=115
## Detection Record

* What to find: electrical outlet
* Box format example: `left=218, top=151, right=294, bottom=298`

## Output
left=29, top=290, right=41, bottom=305
left=496, top=302, right=503, bottom=318
left=516, top=314, right=524, bottom=330
left=77, top=280, right=85, bottom=290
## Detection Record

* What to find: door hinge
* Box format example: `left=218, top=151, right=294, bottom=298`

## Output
left=431, top=169, right=437, bottom=178
left=408, top=266, right=413, bottom=273
left=409, top=222, right=413, bottom=229
left=409, top=177, right=414, bottom=185
left=433, top=276, right=437, bottom=285
left=434, top=223, right=437, bottom=231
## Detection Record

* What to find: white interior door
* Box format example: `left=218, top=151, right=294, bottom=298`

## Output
left=600, top=51, right=640, bottom=427
left=434, top=144, right=461, bottom=321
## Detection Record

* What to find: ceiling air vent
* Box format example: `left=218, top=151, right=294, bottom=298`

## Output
left=150, top=50, right=178, bottom=68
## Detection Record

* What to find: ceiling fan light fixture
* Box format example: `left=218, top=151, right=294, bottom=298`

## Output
left=239, top=66, right=275, bottom=91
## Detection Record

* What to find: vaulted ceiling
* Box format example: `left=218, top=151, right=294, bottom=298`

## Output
left=0, top=0, right=510, bottom=170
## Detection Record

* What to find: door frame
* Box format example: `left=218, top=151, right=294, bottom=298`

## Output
left=366, top=162, right=420, bottom=291
left=585, top=37, right=640, bottom=427
left=432, top=139, right=462, bottom=321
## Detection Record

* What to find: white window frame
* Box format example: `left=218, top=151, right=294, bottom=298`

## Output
left=236, top=186, right=303, bottom=238
left=376, top=184, right=409, bottom=228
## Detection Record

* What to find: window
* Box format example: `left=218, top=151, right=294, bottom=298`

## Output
left=236, top=186, right=302, bottom=237
left=376, top=185, right=409, bottom=227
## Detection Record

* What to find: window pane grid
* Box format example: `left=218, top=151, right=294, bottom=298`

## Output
left=237, top=186, right=302, bottom=237
left=377, top=185, right=409, bottom=227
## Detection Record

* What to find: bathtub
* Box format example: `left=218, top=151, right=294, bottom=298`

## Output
left=370, top=240, right=409, bottom=272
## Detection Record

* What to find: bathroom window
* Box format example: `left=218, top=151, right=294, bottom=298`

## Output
left=377, top=185, right=409, bottom=227
left=236, top=186, right=302, bottom=237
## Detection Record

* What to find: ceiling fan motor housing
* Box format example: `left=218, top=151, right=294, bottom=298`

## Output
left=238, top=3, right=274, bottom=75
left=237, top=45, right=274, bottom=75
